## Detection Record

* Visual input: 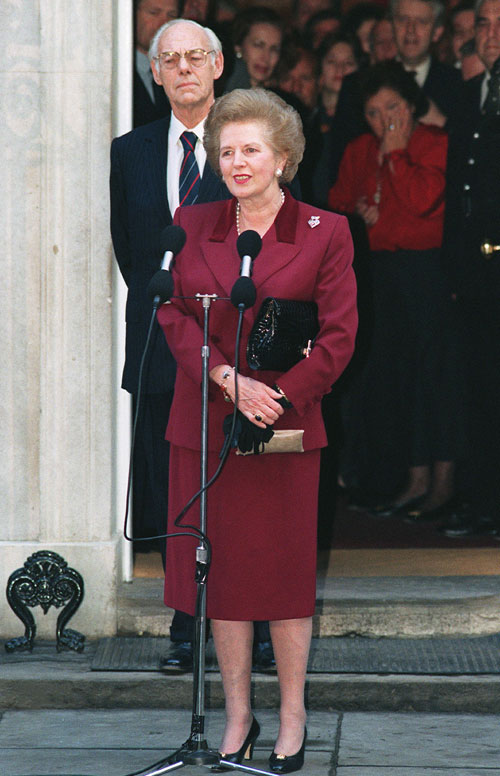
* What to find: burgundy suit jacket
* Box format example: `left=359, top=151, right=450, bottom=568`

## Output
left=157, top=193, right=357, bottom=452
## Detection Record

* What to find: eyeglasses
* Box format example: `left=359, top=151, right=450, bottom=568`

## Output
left=154, top=49, right=216, bottom=70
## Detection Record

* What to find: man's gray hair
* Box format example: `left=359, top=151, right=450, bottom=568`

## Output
left=390, top=0, right=445, bottom=27
left=474, top=0, right=492, bottom=19
left=149, top=19, right=222, bottom=72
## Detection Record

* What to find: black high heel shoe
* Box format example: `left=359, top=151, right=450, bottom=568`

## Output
left=404, top=496, right=458, bottom=524
left=269, top=728, right=307, bottom=774
left=369, top=494, right=426, bottom=518
left=212, top=716, right=260, bottom=772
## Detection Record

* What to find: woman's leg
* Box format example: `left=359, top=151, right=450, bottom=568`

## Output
left=396, top=464, right=430, bottom=503
left=419, top=460, right=455, bottom=510
left=211, top=619, right=254, bottom=754
left=270, top=616, right=312, bottom=755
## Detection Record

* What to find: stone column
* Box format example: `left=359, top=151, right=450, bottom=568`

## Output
left=0, top=1, right=120, bottom=639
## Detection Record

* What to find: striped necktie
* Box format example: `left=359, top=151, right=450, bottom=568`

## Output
left=179, top=131, right=201, bottom=206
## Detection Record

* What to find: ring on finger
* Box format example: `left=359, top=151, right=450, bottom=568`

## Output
left=254, top=414, right=263, bottom=422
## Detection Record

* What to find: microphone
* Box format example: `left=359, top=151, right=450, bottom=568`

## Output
left=147, top=225, right=187, bottom=306
left=231, top=230, right=262, bottom=309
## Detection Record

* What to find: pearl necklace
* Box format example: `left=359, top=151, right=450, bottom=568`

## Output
left=236, top=188, right=285, bottom=235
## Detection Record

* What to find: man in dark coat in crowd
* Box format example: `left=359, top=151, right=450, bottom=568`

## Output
left=133, top=0, right=176, bottom=126
left=439, top=0, right=500, bottom=537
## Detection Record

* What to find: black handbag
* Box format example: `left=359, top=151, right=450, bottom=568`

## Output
left=247, top=297, right=319, bottom=372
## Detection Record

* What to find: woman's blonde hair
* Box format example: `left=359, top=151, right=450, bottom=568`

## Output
left=204, top=88, right=305, bottom=183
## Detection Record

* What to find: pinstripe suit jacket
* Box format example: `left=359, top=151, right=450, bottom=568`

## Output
left=110, top=115, right=231, bottom=394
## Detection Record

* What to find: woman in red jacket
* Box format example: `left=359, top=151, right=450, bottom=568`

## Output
left=329, top=61, right=462, bottom=521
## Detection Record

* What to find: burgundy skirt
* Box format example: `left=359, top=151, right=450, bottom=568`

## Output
left=164, top=445, right=320, bottom=621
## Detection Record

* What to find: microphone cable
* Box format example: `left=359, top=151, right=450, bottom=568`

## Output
left=122, top=301, right=248, bottom=568
left=171, top=305, right=245, bottom=534
left=122, top=305, right=206, bottom=549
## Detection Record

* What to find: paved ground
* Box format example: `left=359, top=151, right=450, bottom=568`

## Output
left=2, top=708, right=500, bottom=776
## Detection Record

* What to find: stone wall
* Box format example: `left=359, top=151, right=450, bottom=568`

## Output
left=0, top=1, right=120, bottom=639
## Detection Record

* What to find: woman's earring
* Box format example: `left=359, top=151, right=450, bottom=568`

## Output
left=236, top=50, right=242, bottom=59
left=276, top=168, right=283, bottom=177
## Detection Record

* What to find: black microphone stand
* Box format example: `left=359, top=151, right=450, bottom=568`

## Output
left=123, top=293, right=275, bottom=776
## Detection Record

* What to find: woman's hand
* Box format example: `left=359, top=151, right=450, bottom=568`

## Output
left=379, top=101, right=413, bottom=157
left=210, top=365, right=285, bottom=428
left=355, top=196, right=379, bottom=226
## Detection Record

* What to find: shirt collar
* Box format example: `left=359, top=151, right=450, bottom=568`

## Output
left=481, top=70, right=490, bottom=108
left=169, top=112, right=206, bottom=146
left=401, top=56, right=431, bottom=87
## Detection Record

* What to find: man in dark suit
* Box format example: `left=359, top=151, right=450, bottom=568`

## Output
left=331, top=0, right=462, bottom=186
left=111, top=18, right=276, bottom=673
left=112, top=18, right=225, bottom=671
left=133, top=0, right=177, bottom=127
left=390, top=0, right=462, bottom=125
left=439, top=0, right=500, bottom=537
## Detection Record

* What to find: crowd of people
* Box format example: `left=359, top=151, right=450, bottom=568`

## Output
left=130, top=0, right=500, bottom=543
left=111, top=1, right=500, bottom=771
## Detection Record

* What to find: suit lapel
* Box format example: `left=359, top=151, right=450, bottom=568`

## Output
left=200, top=200, right=240, bottom=296
left=424, top=57, right=437, bottom=91
left=253, top=194, right=301, bottom=287
left=143, top=116, right=172, bottom=224
left=199, top=162, right=231, bottom=203
left=469, top=73, right=484, bottom=113
left=200, top=193, right=302, bottom=297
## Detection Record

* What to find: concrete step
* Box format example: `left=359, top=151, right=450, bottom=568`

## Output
left=118, top=575, right=500, bottom=638
left=5, top=575, right=500, bottom=714
left=2, top=641, right=500, bottom=713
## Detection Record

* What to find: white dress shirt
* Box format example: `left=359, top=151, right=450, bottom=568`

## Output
left=481, top=70, right=490, bottom=108
left=402, top=57, right=431, bottom=88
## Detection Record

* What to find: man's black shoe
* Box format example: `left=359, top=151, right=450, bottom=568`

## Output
left=471, top=513, right=500, bottom=536
left=252, top=641, right=277, bottom=673
left=437, top=504, right=500, bottom=537
left=159, top=641, right=193, bottom=673
left=437, top=503, right=475, bottom=537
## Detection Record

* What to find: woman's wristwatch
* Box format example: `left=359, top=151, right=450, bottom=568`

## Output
left=219, top=367, right=234, bottom=403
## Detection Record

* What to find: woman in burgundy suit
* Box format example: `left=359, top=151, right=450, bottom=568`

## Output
left=157, top=89, right=357, bottom=773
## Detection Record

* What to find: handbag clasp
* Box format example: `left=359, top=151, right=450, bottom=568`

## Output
left=302, top=339, right=313, bottom=358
